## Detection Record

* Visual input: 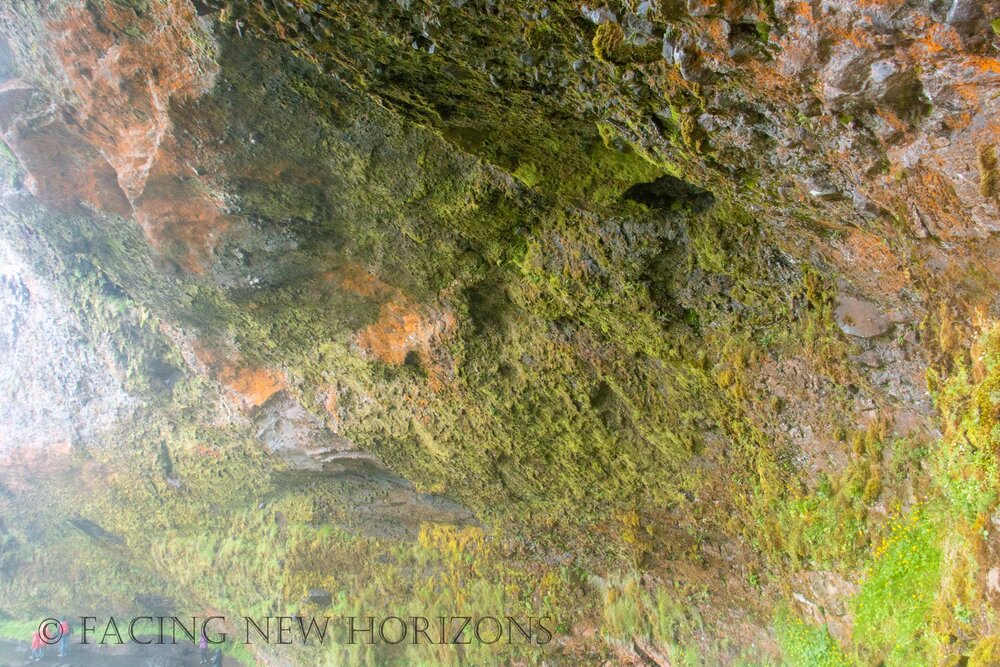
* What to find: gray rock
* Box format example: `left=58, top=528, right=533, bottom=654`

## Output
left=835, top=296, right=892, bottom=338
left=686, top=0, right=716, bottom=17
left=946, top=0, right=985, bottom=43
left=580, top=5, right=617, bottom=24
left=806, top=177, right=842, bottom=200
left=0, top=242, right=136, bottom=453
left=309, top=589, right=333, bottom=607
left=820, top=47, right=874, bottom=104
left=867, top=60, right=928, bottom=120
left=68, top=517, right=125, bottom=546
left=255, top=393, right=368, bottom=471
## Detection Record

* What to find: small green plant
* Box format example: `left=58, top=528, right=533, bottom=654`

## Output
left=775, top=608, right=852, bottom=667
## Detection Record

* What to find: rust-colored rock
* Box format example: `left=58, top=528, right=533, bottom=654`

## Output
left=0, top=0, right=225, bottom=271
left=191, top=338, right=286, bottom=410
left=45, top=0, right=216, bottom=200
left=218, top=365, right=286, bottom=409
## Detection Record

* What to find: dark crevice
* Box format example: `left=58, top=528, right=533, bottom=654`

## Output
left=623, top=174, right=715, bottom=214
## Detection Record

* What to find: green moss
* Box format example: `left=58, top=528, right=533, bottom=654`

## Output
left=930, top=326, right=1000, bottom=520
left=108, top=0, right=150, bottom=12
left=979, top=144, right=998, bottom=200
left=592, top=23, right=627, bottom=63
left=667, top=88, right=709, bottom=155
left=550, top=126, right=666, bottom=203
left=688, top=203, right=760, bottom=275
left=523, top=20, right=558, bottom=49
left=9, top=3, right=983, bottom=663
left=656, top=0, right=688, bottom=20
left=513, top=161, right=542, bottom=188
left=602, top=573, right=759, bottom=665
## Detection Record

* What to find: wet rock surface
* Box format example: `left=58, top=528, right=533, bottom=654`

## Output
left=0, top=0, right=998, bottom=664
left=834, top=295, right=892, bottom=338
left=0, top=241, right=136, bottom=451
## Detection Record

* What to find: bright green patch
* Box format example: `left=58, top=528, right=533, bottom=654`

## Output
left=775, top=608, right=852, bottom=667
left=852, top=507, right=942, bottom=666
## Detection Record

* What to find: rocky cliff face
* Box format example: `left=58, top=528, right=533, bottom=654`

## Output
left=0, top=0, right=999, bottom=665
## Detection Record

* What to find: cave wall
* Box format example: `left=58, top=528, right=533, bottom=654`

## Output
left=0, top=0, right=999, bottom=664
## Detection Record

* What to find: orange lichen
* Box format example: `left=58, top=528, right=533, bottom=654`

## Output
left=320, top=262, right=457, bottom=387
left=952, top=83, right=982, bottom=106
left=191, top=442, right=223, bottom=459
left=874, top=107, right=910, bottom=137
left=322, top=385, right=341, bottom=430
left=323, top=389, right=338, bottom=416
left=354, top=292, right=456, bottom=390
left=702, top=19, right=730, bottom=53
left=790, top=1, right=812, bottom=19
left=855, top=0, right=905, bottom=7
left=968, top=56, right=1000, bottom=75
left=332, top=261, right=395, bottom=300
left=829, top=26, right=873, bottom=50
left=26, top=0, right=226, bottom=272
left=190, top=338, right=286, bottom=409
left=906, top=167, right=975, bottom=238
left=217, top=365, right=286, bottom=408
left=132, top=170, right=232, bottom=274
left=0, top=115, right=133, bottom=217
left=943, top=110, right=974, bottom=132
left=356, top=297, right=433, bottom=366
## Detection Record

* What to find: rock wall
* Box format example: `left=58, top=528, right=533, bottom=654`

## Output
left=0, top=0, right=999, bottom=664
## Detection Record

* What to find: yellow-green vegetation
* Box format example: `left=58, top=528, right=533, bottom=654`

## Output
left=592, top=22, right=660, bottom=65
left=150, top=519, right=582, bottom=666
left=930, top=322, right=1000, bottom=520
left=777, top=319, right=1000, bottom=666
left=970, top=634, right=1000, bottom=667
left=852, top=506, right=942, bottom=665
left=769, top=314, right=1000, bottom=667
left=775, top=607, right=852, bottom=667
left=771, top=421, right=893, bottom=570
left=0, top=619, right=44, bottom=642
left=592, top=23, right=627, bottom=63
